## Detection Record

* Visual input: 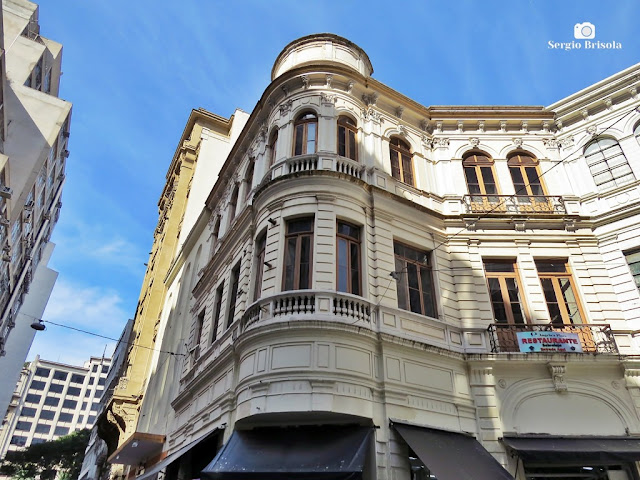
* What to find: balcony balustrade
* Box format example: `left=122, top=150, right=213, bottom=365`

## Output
left=462, top=194, right=566, bottom=214
left=487, top=323, right=617, bottom=354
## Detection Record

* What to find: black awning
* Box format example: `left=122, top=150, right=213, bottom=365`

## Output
left=201, top=425, right=373, bottom=480
left=392, top=422, right=514, bottom=480
left=136, top=429, right=221, bottom=480
left=503, top=436, right=640, bottom=464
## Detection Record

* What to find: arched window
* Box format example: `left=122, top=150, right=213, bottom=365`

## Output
left=244, top=159, right=255, bottom=198
left=337, top=116, right=357, bottom=161
left=584, top=137, right=635, bottom=191
left=463, top=151, right=498, bottom=197
left=507, top=152, right=545, bottom=196
left=293, top=112, right=317, bottom=156
left=212, top=215, right=221, bottom=243
left=228, top=184, right=239, bottom=221
left=389, top=137, right=414, bottom=185
left=268, top=129, right=278, bottom=166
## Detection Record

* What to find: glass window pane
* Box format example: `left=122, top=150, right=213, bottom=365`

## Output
left=338, top=126, right=346, bottom=157
left=337, top=238, right=348, bottom=292
left=294, top=124, right=304, bottom=155
left=306, top=123, right=316, bottom=154
left=395, top=258, right=408, bottom=310
left=559, top=278, right=583, bottom=323
left=348, top=130, right=357, bottom=161
left=299, top=236, right=311, bottom=289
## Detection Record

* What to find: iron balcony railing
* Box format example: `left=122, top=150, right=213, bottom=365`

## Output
left=462, top=195, right=566, bottom=214
left=487, top=323, right=617, bottom=354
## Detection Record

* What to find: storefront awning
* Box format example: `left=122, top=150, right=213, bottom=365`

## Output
left=136, top=429, right=222, bottom=480
left=392, top=422, right=515, bottom=480
left=107, top=432, right=165, bottom=465
left=502, top=436, right=640, bottom=464
left=201, top=425, right=373, bottom=480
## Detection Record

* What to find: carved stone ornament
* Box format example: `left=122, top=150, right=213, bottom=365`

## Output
left=604, top=97, right=613, bottom=110
left=497, top=379, right=507, bottom=389
left=512, top=137, right=523, bottom=148
left=500, top=121, right=507, bottom=132
left=542, top=121, right=550, bottom=133
left=397, top=124, right=408, bottom=137
left=301, top=75, right=309, bottom=90
left=586, top=124, right=598, bottom=136
left=543, top=138, right=560, bottom=150
left=556, top=120, right=563, bottom=131
left=325, top=74, right=333, bottom=88
left=259, top=123, right=268, bottom=142
left=559, top=136, right=575, bottom=150
left=281, top=84, right=289, bottom=96
left=521, top=121, right=528, bottom=133
left=279, top=99, right=293, bottom=116
left=469, top=137, right=480, bottom=147
left=478, top=121, right=485, bottom=132
left=361, top=107, right=381, bottom=122
left=347, top=80, right=355, bottom=94
left=548, top=363, right=568, bottom=393
left=419, top=119, right=429, bottom=132
left=320, top=93, right=337, bottom=105
left=581, top=109, right=589, bottom=120
left=629, top=86, right=638, bottom=98
left=435, top=121, right=443, bottom=133
left=432, top=137, right=450, bottom=148
left=458, top=121, right=465, bottom=133
left=395, top=106, right=404, bottom=119
left=362, top=92, right=378, bottom=106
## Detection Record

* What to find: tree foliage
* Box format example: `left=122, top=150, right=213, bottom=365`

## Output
left=0, top=429, right=91, bottom=480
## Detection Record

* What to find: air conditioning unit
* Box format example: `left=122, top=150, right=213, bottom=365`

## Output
left=0, top=186, right=12, bottom=199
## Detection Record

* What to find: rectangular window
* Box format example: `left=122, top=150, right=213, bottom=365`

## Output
left=535, top=260, right=584, bottom=326
left=253, top=233, right=267, bottom=302
left=35, top=424, right=50, bottom=434
left=625, top=249, right=640, bottom=292
left=54, top=426, right=69, bottom=436
left=58, top=412, right=73, bottom=422
left=70, top=374, right=85, bottom=384
left=15, top=421, right=31, bottom=431
left=98, top=378, right=105, bottom=386
left=21, top=407, right=36, bottom=417
left=88, top=415, right=96, bottom=424
left=92, top=365, right=98, bottom=373
left=44, top=396, right=59, bottom=407
left=39, top=410, right=55, bottom=420
left=25, top=393, right=41, bottom=404
left=48, top=384, right=63, bottom=393
left=211, top=283, right=224, bottom=344
left=393, top=242, right=436, bottom=318
left=52, top=370, right=68, bottom=381
left=62, top=399, right=77, bottom=409
left=193, top=310, right=204, bottom=358
left=31, top=380, right=46, bottom=390
left=35, top=368, right=50, bottom=378
left=226, top=262, right=241, bottom=328
left=336, top=221, right=361, bottom=295
left=91, top=402, right=100, bottom=411
left=10, top=436, right=27, bottom=446
left=484, top=261, right=527, bottom=324
left=101, top=365, right=109, bottom=373
left=67, top=387, right=81, bottom=396
left=283, top=218, right=314, bottom=291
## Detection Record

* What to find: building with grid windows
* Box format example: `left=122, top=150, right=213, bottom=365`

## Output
left=97, top=34, right=640, bottom=480
left=0, top=355, right=110, bottom=460
left=0, top=0, right=72, bottom=422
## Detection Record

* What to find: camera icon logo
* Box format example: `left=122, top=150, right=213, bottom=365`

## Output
left=574, top=22, right=596, bottom=39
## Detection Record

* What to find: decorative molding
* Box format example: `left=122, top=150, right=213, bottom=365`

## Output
left=259, top=123, right=267, bottom=142
left=559, top=136, right=575, bottom=150
left=513, top=219, right=527, bottom=232
left=477, top=120, right=485, bottom=132
left=556, top=119, right=563, bottom=131
left=362, top=92, right=378, bottom=106
left=548, top=363, right=568, bottom=393
left=604, top=97, right=613, bottom=110
left=564, top=219, right=576, bottom=232
left=521, top=121, right=528, bottom=133
left=543, top=138, right=560, bottom=150
left=279, top=99, right=293, bottom=116
left=395, top=106, right=404, bottom=119
left=300, top=75, right=309, bottom=90
left=469, top=366, right=494, bottom=386
left=431, top=137, right=450, bottom=149
left=419, top=119, right=429, bottom=132
left=512, top=137, right=523, bottom=148
left=361, top=107, right=381, bottom=123
left=469, top=137, right=480, bottom=147
left=542, top=121, right=551, bottom=133
left=435, top=121, right=443, bottom=133
left=581, top=109, right=589, bottom=120
left=500, top=121, right=507, bottom=133
left=281, top=84, right=289, bottom=96
left=320, top=93, right=337, bottom=105
left=325, top=74, right=333, bottom=89
left=397, top=124, right=408, bottom=137
left=586, top=124, right=598, bottom=136
left=346, top=80, right=355, bottom=94
left=629, top=86, right=638, bottom=99
left=497, top=379, right=507, bottom=389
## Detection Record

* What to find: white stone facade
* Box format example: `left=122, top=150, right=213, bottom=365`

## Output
left=116, top=35, right=640, bottom=480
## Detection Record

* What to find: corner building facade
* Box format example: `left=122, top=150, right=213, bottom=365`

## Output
left=109, top=35, right=640, bottom=480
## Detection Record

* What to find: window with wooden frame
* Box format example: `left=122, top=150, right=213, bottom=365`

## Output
left=463, top=151, right=499, bottom=199
left=283, top=217, right=314, bottom=291
left=210, top=283, right=224, bottom=343
left=244, top=159, right=255, bottom=199
left=253, top=232, right=267, bottom=302
left=389, top=137, right=414, bottom=185
left=584, top=137, right=635, bottom=191
left=507, top=152, right=545, bottom=196
left=336, top=221, right=361, bottom=295
left=226, top=262, right=241, bottom=328
left=228, top=184, right=239, bottom=221
left=268, top=129, right=278, bottom=166
left=535, top=260, right=585, bottom=326
left=393, top=242, right=436, bottom=317
left=483, top=261, right=527, bottom=324
left=293, top=112, right=317, bottom=156
left=625, top=249, right=640, bottom=292
left=337, top=116, right=357, bottom=161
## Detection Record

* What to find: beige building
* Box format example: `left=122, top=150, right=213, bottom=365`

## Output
left=0, top=355, right=110, bottom=459
left=0, top=0, right=72, bottom=421
left=100, top=35, right=640, bottom=480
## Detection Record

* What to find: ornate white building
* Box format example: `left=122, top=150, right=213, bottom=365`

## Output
left=104, top=34, right=640, bottom=480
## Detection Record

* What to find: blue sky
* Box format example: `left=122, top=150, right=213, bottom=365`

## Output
left=27, top=0, right=640, bottom=365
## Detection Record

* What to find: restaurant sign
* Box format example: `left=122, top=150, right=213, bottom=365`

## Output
left=516, top=331, right=583, bottom=353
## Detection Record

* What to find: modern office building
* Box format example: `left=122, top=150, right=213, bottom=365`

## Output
left=0, top=0, right=72, bottom=421
left=99, top=34, right=640, bottom=480
left=0, top=355, right=110, bottom=459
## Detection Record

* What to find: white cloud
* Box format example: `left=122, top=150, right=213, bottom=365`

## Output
left=28, top=279, right=130, bottom=366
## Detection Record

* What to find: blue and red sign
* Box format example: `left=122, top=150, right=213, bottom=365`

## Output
left=516, top=331, right=583, bottom=353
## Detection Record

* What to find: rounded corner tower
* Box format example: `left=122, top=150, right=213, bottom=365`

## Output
left=271, top=33, right=374, bottom=81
